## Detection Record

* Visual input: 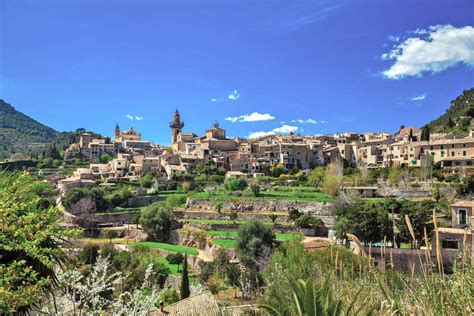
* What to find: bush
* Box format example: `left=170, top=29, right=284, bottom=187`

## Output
left=166, top=253, right=184, bottom=265
left=207, top=276, right=226, bottom=295
left=321, top=174, right=342, bottom=197
left=215, top=202, right=223, bottom=213
left=295, top=214, right=324, bottom=229
left=160, top=288, right=180, bottom=305
left=140, top=172, right=155, bottom=188
left=225, top=178, right=247, bottom=191
left=250, top=182, right=261, bottom=196
left=307, top=167, right=325, bottom=187
left=79, top=244, right=100, bottom=264
left=165, top=194, right=186, bottom=207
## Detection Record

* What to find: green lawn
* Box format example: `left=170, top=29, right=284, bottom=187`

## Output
left=157, top=258, right=182, bottom=275
left=211, top=232, right=302, bottom=249
left=205, top=230, right=301, bottom=241
left=134, top=242, right=199, bottom=255
left=212, top=239, right=237, bottom=249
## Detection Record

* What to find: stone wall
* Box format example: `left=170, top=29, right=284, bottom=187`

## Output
left=186, top=197, right=332, bottom=214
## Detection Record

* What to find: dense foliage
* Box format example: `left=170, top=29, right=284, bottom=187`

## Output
left=236, top=221, right=275, bottom=269
left=139, top=202, right=174, bottom=241
left=425, top=88, right=474, bottom=137
left=0, top=173, right=75, bottom=313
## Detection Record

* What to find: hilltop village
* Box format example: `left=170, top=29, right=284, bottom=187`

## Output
left=59, top=109, right=474, bottom=191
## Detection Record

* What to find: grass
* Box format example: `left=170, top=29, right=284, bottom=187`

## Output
left=157, top=258, right=182, bottom=275
left=133, top=241, right=199, bottom=255
left=211, top=232, right=303, bottom=249
left=212, top=239, right=237, bottom=249
left=76, top=237, right=139, bottom=244
left=95, top=206, right=144, bottom=215
left=191, top=189, right=332, bottom=202
left=205, top=230, right=302, bottom=241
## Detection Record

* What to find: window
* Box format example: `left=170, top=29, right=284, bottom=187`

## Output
left=452, top=144, right=455, bottom=148
left=441, top=151, right=445, bottom=157
left=451, top=151, right=455, bottom=157
left=442, top=240, right=459, bottom=249
left=440, top=145, right=444, bottom=150
left=463, top=143, right=466, bottom=148
left=459, top=209, right=467, bottom=225
left=430, top=146, right=433, bottom=150
left=463, top=151, right=466, bottom=156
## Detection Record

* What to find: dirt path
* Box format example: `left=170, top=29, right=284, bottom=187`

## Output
left=197, top=249, right=214, bottom=262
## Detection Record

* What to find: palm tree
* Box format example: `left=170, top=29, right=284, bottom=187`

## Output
left=260, top=277, right=362, bottom=316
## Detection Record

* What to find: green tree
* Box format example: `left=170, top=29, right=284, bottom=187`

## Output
left=420, top=125, right=430, bottom=141
left=0, top=173, right=75, bottom=313
left=140, top=172, right=155, bottom=188
left=104, top=229, right=118, bottom=243
left=79, top=243, right=100, bottom=264
left=236, top=221, right=275, bottom=268
left=139, top=202, right=173, bottom=241
left=215, top=201, right=223, bottom=213
left=99, top=152, right=113, bottom=163
left=225, top=178, right=247, bottom=191
left=180, top=255, right=190, bottom=299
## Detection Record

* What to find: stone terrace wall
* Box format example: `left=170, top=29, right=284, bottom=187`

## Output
left=185, top=198, right=336, bottom=226
left=186, top=198, right=332, bottom=214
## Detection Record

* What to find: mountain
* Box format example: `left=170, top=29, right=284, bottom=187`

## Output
left=424, top=88, right=474, bottom=137
left=0, top=99, right=57, bottom=159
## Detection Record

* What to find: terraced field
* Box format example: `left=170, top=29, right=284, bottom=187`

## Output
left=134, top=241, right=199, bottom=255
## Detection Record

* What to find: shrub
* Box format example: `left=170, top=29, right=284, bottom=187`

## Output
left=166, top=253, right=184, bottom=265
left=215, top=202, right=223, bottom=213
left=225, top=178, right=247, bottom=191
left=140, top=172, right=155, bottom=188
left=207, top=276, right=226, bottom=295
left=295, top=214, right=324, bottom=229
left=321, top=174, right=342, bottom=197
left=79, top=244, right=100, bottom=264
left=250, top=182, right=261, bottom=196
left=160, top=288, right=180, bottom=305
left=165, top=194, right=186, bottom=208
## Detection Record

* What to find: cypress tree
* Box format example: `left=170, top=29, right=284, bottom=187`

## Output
left=408, top=129, right=413, bottom=142
left=180, top=254, right=190, bottom=299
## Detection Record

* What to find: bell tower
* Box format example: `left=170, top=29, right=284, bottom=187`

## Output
left=170, top=109, right=184, bottom=145
left=114, top=123, right=120, bottom=140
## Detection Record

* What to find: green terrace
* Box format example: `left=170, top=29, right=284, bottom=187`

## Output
left=179, top=218, right=294, bottom=226
left=133, top=241, right=199, bottom=255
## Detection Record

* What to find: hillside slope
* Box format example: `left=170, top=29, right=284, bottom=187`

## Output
left=424, top=88, right=474, bottom=137
left=0, top=99, right=57, bottom=158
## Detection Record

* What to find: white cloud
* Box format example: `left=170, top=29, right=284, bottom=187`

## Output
left=126, top=114, right=134, bottom=120
left=211, top=98, right=218, bottom=102
left=291, top=118, right=318, bottom=124
left=411, top=94, right=426, bottom=101
left=382, top=25, right=474, bottom=79
left=135, top=116, right=143, bottom=121
left=225, top=112, right=275, bottom=123
left=228, top=90, right=240, bottom=100
left=248, top=124, right=299, bottom=139
left=320, top=120, right=326, bottom=124
left=388, top=34, right=400, bottom=42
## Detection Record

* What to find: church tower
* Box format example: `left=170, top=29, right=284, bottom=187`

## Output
left=114, top=123, right=120, bottom=140
left=170, top=109, right=184, bottom=145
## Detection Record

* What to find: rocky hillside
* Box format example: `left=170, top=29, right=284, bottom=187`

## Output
left=424, top=88, right=474, bottom=137
left=0, top=99, right=57, bottom=159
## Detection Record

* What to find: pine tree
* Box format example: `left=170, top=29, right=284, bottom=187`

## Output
left=180, top=254, right=190, bottom=299
left=448, top=116, right=454, bottom=128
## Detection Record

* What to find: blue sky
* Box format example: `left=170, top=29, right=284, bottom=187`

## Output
left=1, top=0, right=473, bottom=145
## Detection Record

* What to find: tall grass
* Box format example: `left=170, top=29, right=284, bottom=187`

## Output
left=262, top=215, right=474, bottom=316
